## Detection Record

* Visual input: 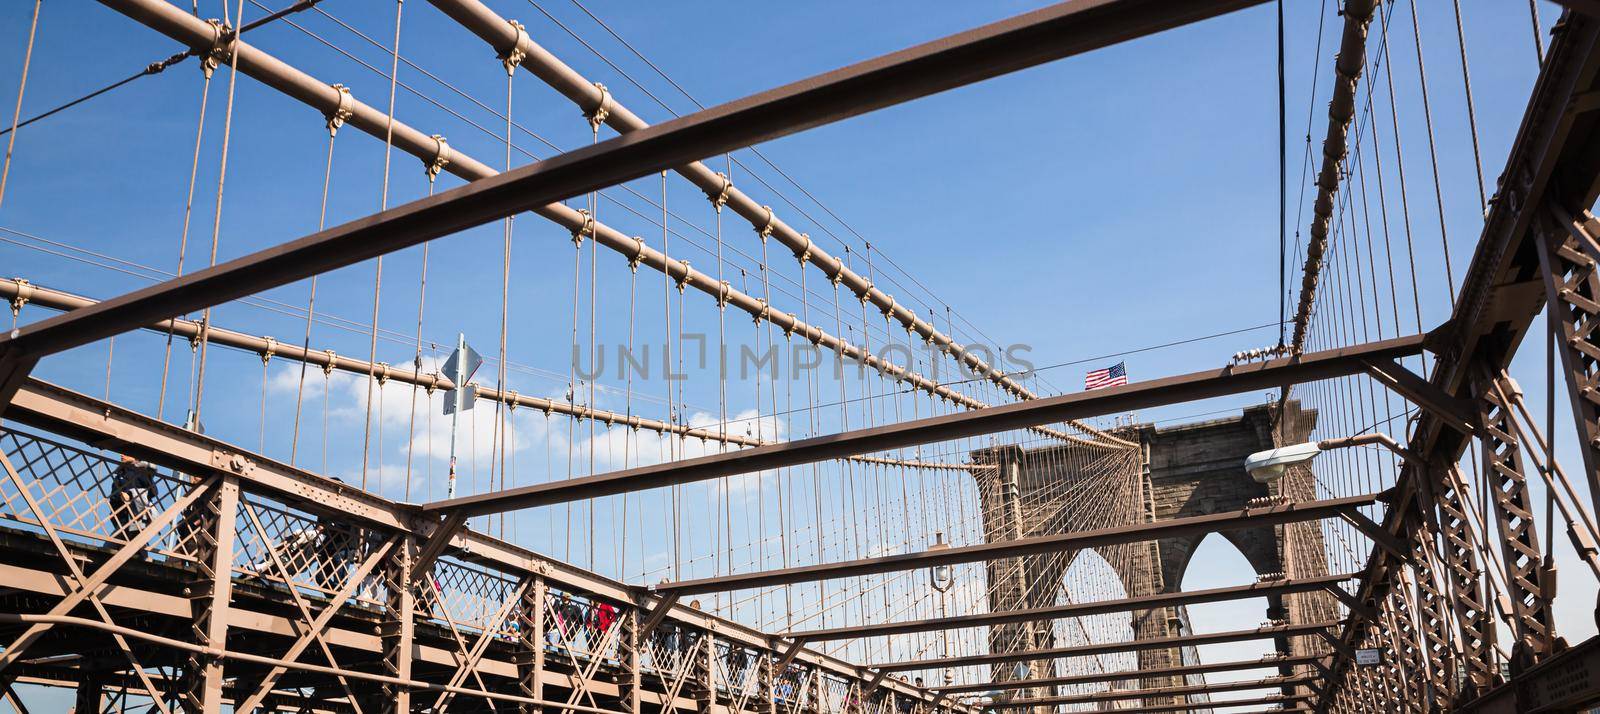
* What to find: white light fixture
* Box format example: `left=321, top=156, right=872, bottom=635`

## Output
left=1244, top=442, right=1321, bottom=483
left=928, top=532, right=953, bottom=593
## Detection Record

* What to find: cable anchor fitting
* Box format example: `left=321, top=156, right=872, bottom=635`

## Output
left=756, top=205, right=775, bottom=241
left=572, top=209, right=596, bottom=247
left=716, top=280, right=731, bottom=309
left=189, top=318, right=207, bottom=352
left=325, top=84, right=353, bottom=136
left=9, top=278, right=31, bottom=317
left=374, top=362, right=390, bottom=385
left=794, top=233, right=812, bottom=266
left=627, top=236, right=645, bottom=273
left=506, top=390, right=518, bottom=411
left=425, top=134, right=452, bottom=182
left=586, top=83, right=612, bottom=133
left=260, top=336, right=276, bottom=365
left=200, top=19, right=235, bottom=79
left=705, top=172, right=732, bottom=212
left=321, top=350, right=336, bottom=376
left=500, top=20, right=528, bottom=76
left=674, top=260, right=692, bottom=293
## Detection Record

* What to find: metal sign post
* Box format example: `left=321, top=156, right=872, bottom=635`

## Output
left=441, top=333, right=482, bottom=500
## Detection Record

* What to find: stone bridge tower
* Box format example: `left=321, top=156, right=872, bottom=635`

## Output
left=970, top=401, right=1334, bottom=706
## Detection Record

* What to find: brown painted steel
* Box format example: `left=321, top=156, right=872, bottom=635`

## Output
left=933, top=654, right=1320, bottom=694
left=653, top=495, right=1373, bottom=596
left=1105, top=695, right=1309, bottom=714
left=426, top=335, right=1424, bottom=517
left=1289, top=0, right=1376, bottom=352
left=871, top=621, right=1341, bottom=672
left=1315, top=6, right=1600, bottom=709
left=0, top=0, right=1267, bottom=393
left=786, top=573, right=1353, bottom=641
left=985, top=675, right=1316, bottom=708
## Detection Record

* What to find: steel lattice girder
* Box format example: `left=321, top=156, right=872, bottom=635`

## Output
left=0, top=0, right=1269, bottom=410
left=933, top=654, right=1322, bottom=693
left=426, top=335, right=1425, bottom=518
left=787, top=574, right=1352, bottom=641
left=870, top=620, right=1341, bottom=672
left=1314, top=6, right=1600, bottom=709
left=0, top=378, right=945, bottom=709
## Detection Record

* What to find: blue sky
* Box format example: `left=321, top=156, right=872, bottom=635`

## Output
left=0, top=0, right=1584, bottom=706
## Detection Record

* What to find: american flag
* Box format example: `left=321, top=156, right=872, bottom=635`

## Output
left=1084, top=362, right=1127, bottom=390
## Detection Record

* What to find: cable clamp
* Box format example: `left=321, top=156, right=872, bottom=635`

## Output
left=374, top=362, right=391, bottom=385
left=506, top=390, right=518, bottom=411
left=627, top=236, right=645, bottom=273
left=425, top=372, right=438, bottom=395
left=716, top=280, right=731, bottom=309
left=705, top=172, right=732, bottom=211
left=757, top=205, right=775, bottom=241
left=200, top=19, right=235, bottom=79
left=794, top=233, right=812, bottom=265
left=426, top=134, right=452, bottom=182
left=675, top=260, right=692, bottom=293
left=754, top=298, right=770, bottom=325
left=324, top=83, right=353, bottom=136
left=189, top=318, right=206, bottom=351
left=586, top=83, right=612, bottom=132
left=500, top=20, right=528, bottom=76
left=9, top=278, right=31, bottom=317
left=322, top=350, right=337, bottom=376
left=572, top=209, right=596, bottom=246
left=261, top=336, right=277, bottom=365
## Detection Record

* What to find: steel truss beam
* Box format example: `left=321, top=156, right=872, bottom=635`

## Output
left=654, top=495, right=1373, bottom=596
left=985, top=675, right=1317, bottom=708
left=428, top=335, right=1425, bottom=518
left=1477, top=373, right=1559, bottom=665
left=1314, top=5, right=1600, bottom=710
left=786, top=573, right=1352, bottom=641
left=871, top=620, right=1340, bottom=672
left=0, top=0, right=1269, bottom=411
left=0, top=378, right=948, bottom=710
left=933, top=655, right=1321, bottom=694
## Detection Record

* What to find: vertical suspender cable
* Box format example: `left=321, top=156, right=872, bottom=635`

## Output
left=192, top=0, right=248, bottom=427
left=1278, top=0, right=1287, bottom=347
left=0, top=0, right=42, bottom=214
left=362, top=0, right=405, bottom=490
left=157, top=72, right=212, bottom=423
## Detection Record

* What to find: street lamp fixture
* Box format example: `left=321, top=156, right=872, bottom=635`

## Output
left=1245, top=432, right=1421, bottom=484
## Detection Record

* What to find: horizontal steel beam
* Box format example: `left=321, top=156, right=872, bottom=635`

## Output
left=1457, top=632, right=1600, bottom=712
left=985, top=675, right=1316, bottom=708
left=1107, top=695, right=1309, bottom=714
left=872, top=620, right=1341, bottom=672
left=426, top=334, right=1425, bottom=517
left=786, top=573, right=1352, bottom=641
left=934, top=655, right=1321, bottom=694
left=0, top=0, right=1268, bottom=410
left=653, top=495, right=1374, bottom=596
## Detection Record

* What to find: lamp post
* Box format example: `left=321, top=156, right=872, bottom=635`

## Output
left=928, top=532, right=954, bottom=686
